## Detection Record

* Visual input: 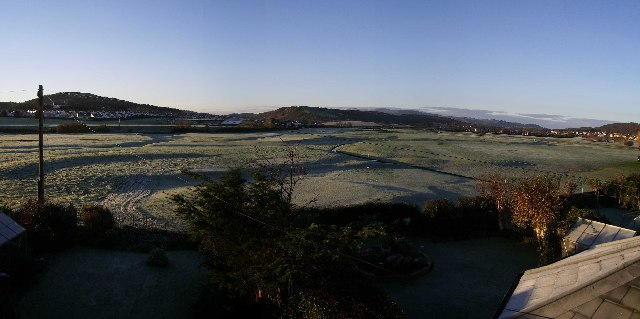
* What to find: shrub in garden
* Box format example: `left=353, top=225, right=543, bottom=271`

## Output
left=310, top=202, right=420, bottom=226
left=420, top=197, right=500, bottom=236
left=78, top=205, right=115, bottom=236
left=457, top=196, right=499, bottom=232
left=14, top=200, right=77, bottom=250
left=423, top=199, right=457, bottom=220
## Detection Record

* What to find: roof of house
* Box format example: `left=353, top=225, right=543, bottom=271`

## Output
left=562, top=218, right=636, bottom=257
left=0, top=212, right=25, bottom=247
left=498, top=236, right=640, bottom=318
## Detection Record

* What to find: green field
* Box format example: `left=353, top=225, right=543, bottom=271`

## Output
left=1, top=128, right=638, bottom=231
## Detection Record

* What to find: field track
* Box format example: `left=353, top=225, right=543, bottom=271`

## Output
left=1, top=129, right=638, bottom=231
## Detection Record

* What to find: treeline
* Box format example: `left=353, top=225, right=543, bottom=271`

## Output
left=15, top=92, right=185, bottom=115
left=55, top=122, right=109, bottom=133
left=253, top=105, right=460, bottom=127
left=588, top=174, right=640, bottom=211
left=477, top=174, right=640, bottom=265
left=598, top=122, right=640, bottom=136
left=303, top=198, right=499, bottom=239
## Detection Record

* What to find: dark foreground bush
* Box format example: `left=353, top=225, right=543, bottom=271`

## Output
left=13, top=200, right=77, bottom=250
left=303, top=202, right=422, bottom=235
left=79, top=205, right=115, bottom=235
left=421, top=197, right=499, bottom=237
left=77, top=205, right=116, bottom=247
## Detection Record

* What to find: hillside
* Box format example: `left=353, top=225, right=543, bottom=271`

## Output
left=250, top=106, right=462, bottom=127
left=598, top=122, right=640, bottom=136
left=3, top=92, right=192, bottom=116
left=369, top=108, right=545, bottom=129
left=454, top=117, right=544, bottom=129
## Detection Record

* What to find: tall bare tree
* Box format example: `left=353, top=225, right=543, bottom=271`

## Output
left=588, top=178, right=603, bottom=207
left=479, top=174, right=512, bottom=231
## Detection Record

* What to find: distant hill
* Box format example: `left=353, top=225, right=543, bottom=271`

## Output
left=597, top=122, right=640, bottom=135
left=413, top=107, right=613, bottom=129
left=362, top=107, right=545, bottom=129
left=2, top=92, right=193, bottom=116
left=453, top=117, right=544, bottom=129
left=248, top=106, right=461, bottom=127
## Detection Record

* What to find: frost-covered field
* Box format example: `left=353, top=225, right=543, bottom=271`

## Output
left=1, top=129, right=637, bottom=231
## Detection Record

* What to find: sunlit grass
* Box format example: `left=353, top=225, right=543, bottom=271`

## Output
left=0, top=129, right=637, bottom=229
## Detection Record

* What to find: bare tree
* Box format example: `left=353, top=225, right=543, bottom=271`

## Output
left=588, top=178, right=602, bottom=207
left=252, top=145, right=310, bottom=206
left=479, top=174, right=512, bottom=231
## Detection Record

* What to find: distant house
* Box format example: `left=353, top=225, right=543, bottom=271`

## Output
left=221, top=117, right=244, bottom=126
left=495, top=236, right=640, bottom=318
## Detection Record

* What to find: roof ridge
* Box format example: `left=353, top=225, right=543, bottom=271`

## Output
left=526, top=236, right=640, bottom=275
left=518, top=258, right=640, bottom=317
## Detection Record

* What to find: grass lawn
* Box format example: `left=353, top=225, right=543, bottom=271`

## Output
left=1, top=128, right=637, bottom=231
left=382, top=237, right=537, bottom=319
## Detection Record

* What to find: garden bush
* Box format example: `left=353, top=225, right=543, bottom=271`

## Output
left=14, top=200, right=77, bottom=250
left=78, top=205, right=115, bottom=236
left=423, top=199, right=457, bottom=220
left=303, top=202, right=422, bottom=235
left=420, top=198, right=499, bottom=236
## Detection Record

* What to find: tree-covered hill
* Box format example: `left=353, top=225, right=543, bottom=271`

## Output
left=598, top=122, right=640, bottom=136
left=249, top=105, right=462, bottom=127
left=4, top=92, right=193, bottom=116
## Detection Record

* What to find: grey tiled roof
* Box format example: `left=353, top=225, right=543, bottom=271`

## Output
left=499, top=236, right=640, bottom=318
left=563, top=218, right=636, bottom=258
left=0, top=212, right=25, bottom=247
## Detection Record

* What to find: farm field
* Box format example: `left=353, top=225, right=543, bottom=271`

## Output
left=0, top=128, right=638, bottom=232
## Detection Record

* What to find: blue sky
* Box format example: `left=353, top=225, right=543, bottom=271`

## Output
left=1, top=0, right=638, bottom=122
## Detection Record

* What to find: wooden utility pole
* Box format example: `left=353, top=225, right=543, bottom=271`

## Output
left=37, top=85, right=45, bottom=202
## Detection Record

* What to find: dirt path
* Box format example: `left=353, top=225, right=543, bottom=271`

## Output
left=102, top=175, right=154, bottom=229
left=100, top=134, right=183, bottom=230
